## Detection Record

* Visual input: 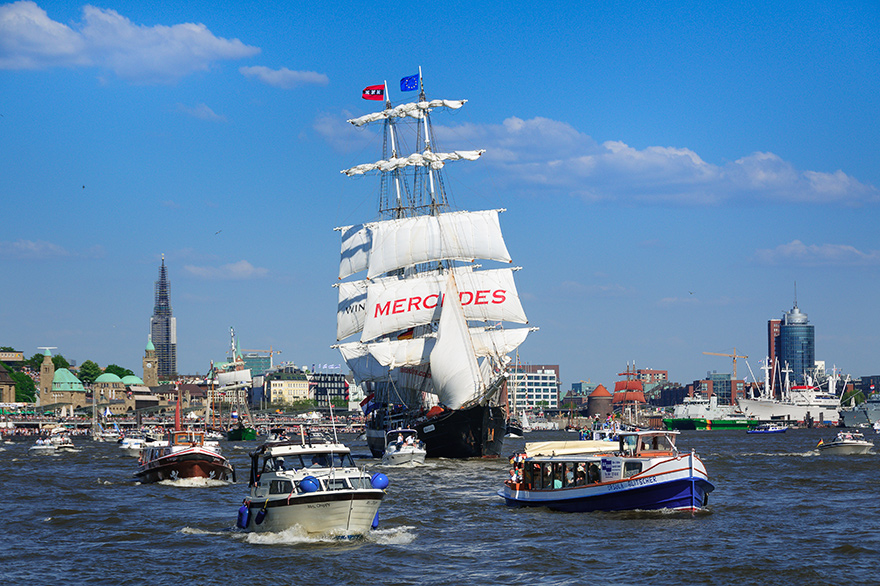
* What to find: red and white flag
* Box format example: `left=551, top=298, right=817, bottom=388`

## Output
left=362, top=84, right=384, bottom=100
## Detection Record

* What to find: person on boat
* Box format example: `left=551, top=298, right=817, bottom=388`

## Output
left=405, top=434, right=415, bottom=447
left=276, top=457, right=285, bottom=471
left=311, top=455, right=327, bottom=467
left=588, top=463, right=601, bottom=483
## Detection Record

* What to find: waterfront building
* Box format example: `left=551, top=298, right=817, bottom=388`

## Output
left=779, top=302, right=815, bottom=384
left=49, top=368, right=88, bottom=416
left=687, top=373, right=746, bottom=405
left=506, top=364, right=561, bottom=411
left=0, top=368, right=15, bottom=403
left=94, top=372, right=125, bottom=402
left=142, top=338, right=158, bottom=387
left=264, top=367, right=310, bottom=405
left=310, top=372, right=349, bottom=408
left=562, top=381, right=599, bottom=407
left=38, top=347, right=54, bottom=406
left=149, top=255, right=177, bottom=380
left=586, top=384, right=612, bottom=418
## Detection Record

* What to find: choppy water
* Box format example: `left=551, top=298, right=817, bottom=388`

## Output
left=2, top=428, right=878, bottom=585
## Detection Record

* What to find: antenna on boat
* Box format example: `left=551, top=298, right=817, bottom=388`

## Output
left=329, top=400, right=339, bottom=444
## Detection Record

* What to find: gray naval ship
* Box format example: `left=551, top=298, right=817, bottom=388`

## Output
left=839, top=393, right=880, bottom=427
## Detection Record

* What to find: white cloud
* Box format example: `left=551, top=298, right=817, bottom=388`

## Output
left=184, top=260, right=268, bottom=280
left=0, top=238, right=71, bottom=259
left=239, top=65, right=328, bottom=89
left=753, top=240, right=880, bottom=266
left=175, top=102, right=226, bottom=122
left=0, top=1, right=259, bottom=83
left=342, top=113, right=877, bottom=206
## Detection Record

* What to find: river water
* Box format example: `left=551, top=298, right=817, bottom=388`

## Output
left=2, top=428, right=877, bottom=585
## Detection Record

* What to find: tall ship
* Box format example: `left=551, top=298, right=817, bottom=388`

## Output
left=333, top=71, right=536, bottom=458
left=737, top=359, right=841, bottom=424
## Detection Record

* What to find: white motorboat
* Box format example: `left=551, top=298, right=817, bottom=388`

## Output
left=29, top=427, right=76, bottom=454
left=817, top=431, right=874, bottom=455
left=382, top=429, right=426, bottom=466
left=499, top=430, right=714, bottom=512
left=239, top=429, right=387, bottom=537
left=119, top=431, right=168, bottom=457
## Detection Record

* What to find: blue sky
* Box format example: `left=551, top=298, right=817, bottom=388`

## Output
left=2, top=1, right=879, bottom=390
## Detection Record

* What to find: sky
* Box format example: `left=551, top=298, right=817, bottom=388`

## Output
left=2, top=1, right=879, bottom=391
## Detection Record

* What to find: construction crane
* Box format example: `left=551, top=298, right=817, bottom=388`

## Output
left=240, top=347, right=282, bottom=368
left=703, top=348, right=748, bottom=380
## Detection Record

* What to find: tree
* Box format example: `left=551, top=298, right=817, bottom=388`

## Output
left=24, top=353, right=44, bottom=371
left=52, top=355, right=70, bottom=370
left=78, top=360, right=102, bottom=385
left=11, top=371, right=36, bottom=402
left=1, top=362, right=36, bottom=402
left=104, top=364, right=134, bottom=378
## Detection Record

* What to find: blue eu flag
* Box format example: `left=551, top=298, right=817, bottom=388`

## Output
left=400, top=74, right=419, bottom=92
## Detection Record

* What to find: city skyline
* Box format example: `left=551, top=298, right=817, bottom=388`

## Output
left=2, top=1, right=878, bottom=389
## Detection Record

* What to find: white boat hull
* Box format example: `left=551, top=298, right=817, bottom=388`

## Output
left=737, top=397, right=839, bottom=424
left=818, top=442, right=873, bottom=455
left=382, top=447, right=426, bottom=466
left=247, top=491, right=383, bottom=536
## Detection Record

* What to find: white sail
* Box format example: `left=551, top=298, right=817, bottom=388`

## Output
left=336, top=279, right=368, bottom=341
left=360, top=267, right=527, bottom=342
left=368, top=337, right=435, bottom=367
left=470, top=327, right=533, bottom=358
left=342, top=149, right=485, bottom=177
left=429, top=275, right=484, bottom=410
left=338, top=210, right=511, bottom=280
left=347, top=99, right=467, bottom=127
left=338, top=223, right=373, bottom=280
left=337, top=343, right=391, bottom=383
left=368, top=210, right=511, bottom=279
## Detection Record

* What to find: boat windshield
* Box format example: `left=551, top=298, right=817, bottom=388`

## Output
left=265, top=451, right=356, bottom=471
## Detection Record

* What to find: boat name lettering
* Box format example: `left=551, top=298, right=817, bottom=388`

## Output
left=608, top=476, right=658, bottom=491
left=307, top=503, right=331, bottom=509
left=373, top=290, right=508, bottom=318
left=399, top=366, right=431, bottom=379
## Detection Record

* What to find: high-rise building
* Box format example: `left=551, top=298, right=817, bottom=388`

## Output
left=149, top=255, right=177, bottom=380
left=778, top=302, right=814, bottom=384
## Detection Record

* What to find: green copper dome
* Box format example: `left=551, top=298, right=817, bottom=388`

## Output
left=122, top=375, right=144, bottom=385
left=95, top=373, right=124, bottom=383
left=146, top=338, right=155, bottom=351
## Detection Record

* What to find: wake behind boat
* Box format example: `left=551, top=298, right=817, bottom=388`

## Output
left=498, top=430, right=714, bottom=513
left=238, top=429, right=387, bottom=537
left=334, top=71, right=536, bottom=459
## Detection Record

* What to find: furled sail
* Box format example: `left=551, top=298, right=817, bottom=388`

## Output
left=342, top=150, right=485, bottom=177
left=429, top=275, right=484, bottom=410
left=347, top=99, right=467, bottom=127
left=360, top=267, right=527, bottom=342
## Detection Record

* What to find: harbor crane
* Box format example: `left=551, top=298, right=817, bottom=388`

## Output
left=703, top=348, right=748, bottom=380
left=240, top=347, right=282, bottom=368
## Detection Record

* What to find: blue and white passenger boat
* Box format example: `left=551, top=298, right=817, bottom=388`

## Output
left=498, top=430, right=714, bottom=513
left=746, top=423, right=788, bottom=434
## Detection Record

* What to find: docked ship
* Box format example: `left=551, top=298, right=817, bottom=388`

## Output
left=663, top=394, right=756, bottom=430
left=334, top=71, right=536, bottom=459
left=838, top=392, right=880, bottom=427
left=737, top=359, right=841, bottom=424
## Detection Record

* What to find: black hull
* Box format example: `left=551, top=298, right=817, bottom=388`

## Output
left=413, top=404, right=506, bottom=459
